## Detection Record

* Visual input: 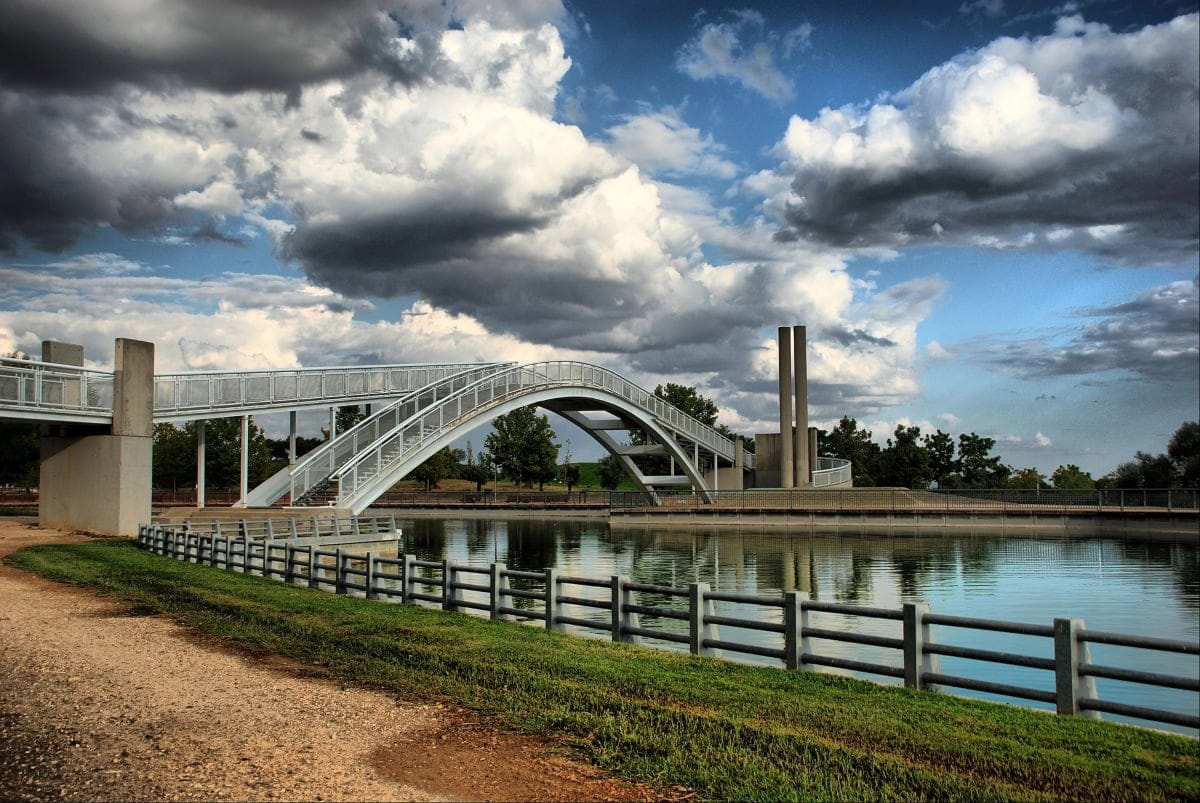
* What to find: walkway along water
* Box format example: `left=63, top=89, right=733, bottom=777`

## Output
left=138, top=519, right=1200, bottom=735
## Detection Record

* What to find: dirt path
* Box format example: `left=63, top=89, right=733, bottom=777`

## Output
left=0, top=519, right=674, bottom=802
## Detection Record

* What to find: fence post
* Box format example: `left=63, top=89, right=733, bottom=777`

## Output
left=490, top=563, right=509, bottom=621
left=623, top=579, right=642, bottom=645
left=545, top=568, right=561, bottom=630
left=609, top=576, right=640, bottom=644
left=289, top=518, right=298, bottom=539
left=1054, top=617, right=1100, bottom=719
left=307, top=545, right=319, bottom=589
left=284, top=543, right=295, bottom=584
left=334, top=548, right=346, bottom=595
left=609, top=575, right=624, bottom=641
left=903, top=602, right=939, bottom=690
left=443, top=559, right=458, bottom=611
left=402, top=553, right=416, bottom=604
left=783, top=590, right=808, bottom=670
left=366, top=553, right=378, bottom=600
left=688, top=583, right=721, bottom=658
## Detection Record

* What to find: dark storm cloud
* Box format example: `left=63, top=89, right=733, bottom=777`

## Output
left=961, top=276, right=1199, bottom=382
left=283, top=207, right=550, bottom=296
left=823, top=326, right=897, bottom=348
left=773, top=14, right=1200, bottom=266
left=0, top=0, right=444, bottom=95
left=0, top=95, right=185, bottom=253
left=0, top=1, right=454, bottom=254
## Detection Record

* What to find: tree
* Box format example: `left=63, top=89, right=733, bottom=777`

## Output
left=1, top=351, right=40, bottom=489
left=654, top=383, right=719, bottom=426
left=152, top=422, right=194, bottom=490
left=1105, top=452, right=1176, bottom=489
left=922, top=429, right=957, bottom=488
left=822, top=417, right=882, bottom=486
left=409, top=446, right=462, bottom=491
left=0, top=421, right=39, bottom=488
left=956, top=433, right=1010, bottom=488
left=597, top=454, right=629, bottom=490
left=560, top=462, right=581, bottom=493
left=877, top=425, right=931, bottom=489
left=153, top=418, right=280, bottom=490
left=559, top=442, right=581, bottom=493
left=1007, top=467, right=1048, bottom=489
left=1051, top=464, right=1095, bottom=489
left=1167, top=421, right=1199, bottom=489
left=460, top=445, right=495, bottom=492
left=322, top=405, right=366, bottom=439
left=630, top=384, right=726, bottom=476
left=485, top=406, right=560, bottom=488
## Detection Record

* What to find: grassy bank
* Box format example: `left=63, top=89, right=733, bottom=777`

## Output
left=8, top=540, right=1197, bottom=802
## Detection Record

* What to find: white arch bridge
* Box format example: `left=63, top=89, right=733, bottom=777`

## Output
left=1, top=356, right=752, bottom=512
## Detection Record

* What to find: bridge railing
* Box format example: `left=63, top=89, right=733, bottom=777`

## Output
left=152, top=362, right=504, bottom=419
left=287, top=364, right=515, bottom=504
left=335, top=361, right=743, bottom=506
left=0, top=356, right=114, bottom=422
left=811, top=457, right=852, bottom=487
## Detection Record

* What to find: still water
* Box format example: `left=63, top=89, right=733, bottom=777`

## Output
left=387, top=515, right=1199, bottom=734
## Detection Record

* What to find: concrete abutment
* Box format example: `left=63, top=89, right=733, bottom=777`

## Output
left=38, top=338, right=153, bottom=537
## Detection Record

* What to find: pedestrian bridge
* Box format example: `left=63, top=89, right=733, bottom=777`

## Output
left=1, top=354, right=752, bottom=513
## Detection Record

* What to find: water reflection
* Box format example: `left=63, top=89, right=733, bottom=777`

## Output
left=392, top=515, right=1198, bottom=731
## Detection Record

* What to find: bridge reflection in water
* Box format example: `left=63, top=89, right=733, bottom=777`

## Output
left=393, top=515, right=1198, bottom=734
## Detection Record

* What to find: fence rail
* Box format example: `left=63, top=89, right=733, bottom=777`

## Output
left=137, top=520, right=1199, bottom=732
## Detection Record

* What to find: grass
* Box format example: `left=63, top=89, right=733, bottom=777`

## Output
left=0, top=506, right=37, bottom=516
left=8, top=540, right=1198, bottom=802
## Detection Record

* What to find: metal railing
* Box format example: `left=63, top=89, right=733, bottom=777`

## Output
left=0, top=356, right=114, bottom=423
left=611, top=487, right=1200, bottom=512
left=179, top=513, right=399, bottom=542
left=811, top=457, right=852, bottom=487
left=281, top=365, right=514, bottom=505
left=333, top=361, right=747, bottom=510
left=137, top=520, right=1200, bottom=732
left=152, top=362, right=507, bottom=420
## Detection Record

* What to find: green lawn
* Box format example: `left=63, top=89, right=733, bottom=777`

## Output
left=8, top=540, right=1197, bottom=802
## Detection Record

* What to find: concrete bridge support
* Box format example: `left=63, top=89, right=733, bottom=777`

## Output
left=39, top=339, right=154, bottom=537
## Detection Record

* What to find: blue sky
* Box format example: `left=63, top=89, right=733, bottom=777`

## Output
left=0, top=0, right=1196, bottom=478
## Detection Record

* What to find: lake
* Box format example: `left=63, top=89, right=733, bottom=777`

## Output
left=383, top=514, right=1199, bottom=734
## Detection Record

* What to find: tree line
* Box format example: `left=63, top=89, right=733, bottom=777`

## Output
left=819, top=418, right=1199, bottom=491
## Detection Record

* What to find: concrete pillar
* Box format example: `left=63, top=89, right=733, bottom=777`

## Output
left=793, top=325, right=809, bottom=487
left=39, top=338, right=153, bottom=537
left=196, top=420, right=206, bottom=507
left=288, top=410, right=298, bottom=465
left=777, top=326, right=794, bottom=488
left=238, top=415, right=250, bottom=506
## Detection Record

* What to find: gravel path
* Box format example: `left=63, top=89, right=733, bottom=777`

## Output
left=0, top=519, right=668, bottom=802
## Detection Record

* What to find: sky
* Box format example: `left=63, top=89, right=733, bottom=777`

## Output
left=0, top=0, right=1196, bottom=479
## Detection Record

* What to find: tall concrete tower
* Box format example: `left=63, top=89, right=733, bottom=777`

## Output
left=777, top=324, right=811, bottom=487
left=793, top=325, right=809, bottom=487
left=777, top=326, right=794, bottom=488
